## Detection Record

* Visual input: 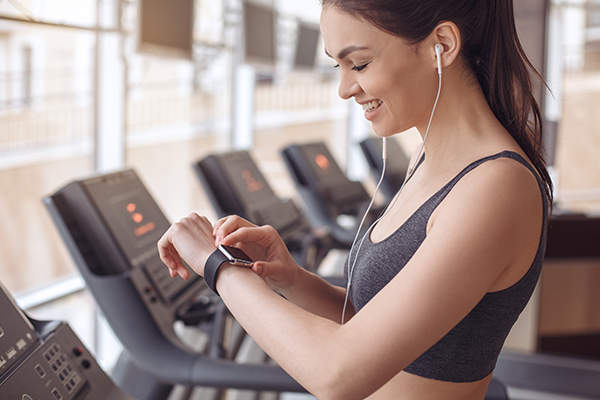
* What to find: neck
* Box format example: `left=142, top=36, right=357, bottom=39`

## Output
left=414, top=67, right=514, bottom=174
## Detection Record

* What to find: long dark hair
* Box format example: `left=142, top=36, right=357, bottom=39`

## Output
left=321, top=0, right=553, bottom=203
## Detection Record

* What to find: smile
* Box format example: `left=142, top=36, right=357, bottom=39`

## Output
left=363, top=100, right=383, bottom=112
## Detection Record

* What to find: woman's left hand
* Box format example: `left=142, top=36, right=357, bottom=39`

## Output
left=157, top=213, right=217, bottom=280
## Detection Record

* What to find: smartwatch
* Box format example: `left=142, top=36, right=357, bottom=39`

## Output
left=204, top=245, right=253, bottom=295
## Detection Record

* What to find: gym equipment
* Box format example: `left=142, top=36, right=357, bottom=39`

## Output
left=44, top=169, right=305, bottom=400
left=194, top=150, right=331, bottom=271
left=0, top=280, right=136, bottom=400
left=281, top=141, right=379, bottom=248
left=495, top=350, right=600, bottom=399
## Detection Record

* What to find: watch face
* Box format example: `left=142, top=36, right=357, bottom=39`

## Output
left=218, top=245, right=253, bottom=266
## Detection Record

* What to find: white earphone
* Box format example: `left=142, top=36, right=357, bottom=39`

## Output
left=434, top=43, right=443, bottom=76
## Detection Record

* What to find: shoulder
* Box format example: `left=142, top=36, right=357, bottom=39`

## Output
left=441, top=153, right=543, bottom=218
left=429, top=153, right=544, bottom=273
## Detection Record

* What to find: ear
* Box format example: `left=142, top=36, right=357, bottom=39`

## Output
left=427, top=21, right=461, bottom=72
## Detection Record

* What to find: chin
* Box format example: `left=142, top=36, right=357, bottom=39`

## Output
left=371, top=125, right=402, bottom=138
left=370, top=119, right=409, bottom=138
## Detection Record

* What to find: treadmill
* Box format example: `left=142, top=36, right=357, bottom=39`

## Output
left=44, top=169, right=305, bottom=400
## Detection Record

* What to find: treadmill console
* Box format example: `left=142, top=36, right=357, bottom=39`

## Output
left=44, top=169, right=210, bottom=349
left=0, top=285, right=39, bottom=375
left=282, top=142, right=370, bottom=217
left=0, top=282, right=135, bottom=400
left=195, top=150, right=312, bottom=244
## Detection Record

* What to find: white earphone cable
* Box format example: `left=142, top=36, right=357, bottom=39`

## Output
left=341, top=68, right=443, bottom=325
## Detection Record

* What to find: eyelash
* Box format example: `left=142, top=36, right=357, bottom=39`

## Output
left=333, top=63, right=369, bottom=72
left=353, top=63, right=368, bottom=72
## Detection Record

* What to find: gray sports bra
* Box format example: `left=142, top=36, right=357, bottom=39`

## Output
left=344, top=151, right=549, bottom=382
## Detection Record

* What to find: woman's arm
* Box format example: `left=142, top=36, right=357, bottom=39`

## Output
left=158, top=214, right=353, bottom=322
left=159, top=159, right=544, bottom=400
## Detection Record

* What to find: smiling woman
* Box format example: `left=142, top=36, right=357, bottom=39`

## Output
left=157, top=1, right=553, bottom=399
left=320, top=10, right=442, bottom=136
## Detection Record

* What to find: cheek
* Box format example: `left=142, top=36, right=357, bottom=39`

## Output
left=388, top=73, right=435, bottom=119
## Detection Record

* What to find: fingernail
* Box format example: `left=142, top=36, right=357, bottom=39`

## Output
left=253, top=263, right=262, bottom=275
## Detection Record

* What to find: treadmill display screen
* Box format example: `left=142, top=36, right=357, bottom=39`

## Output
left=301, top=143, right=346, bottom=186
left=125, top=201, right=156, bottom=238
left=83, top=172, right=168, bottom=267
left=218, top=152, right=278, bottom=208
left=107, top=191, right=162, bottom=252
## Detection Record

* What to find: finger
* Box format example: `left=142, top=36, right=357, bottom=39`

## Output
left=157, top=229, right=174, bottom=256
left=212, top=216, right=231, bottom=235
left=251, top=262, right=263, bottom=275
left=161, top=245, right=190, bottom=280
left=221, top=225, right=275, bottom=249
left=219, top=227, right=258, bottom=248
left=158, top=232, right=189, bottom=278
left=214, top=216, right=255, bottom=245
left=157, top=249, right=176, bottom=269
left=174, top=264, right=190, bottom=280
left=167, top=245, right=191, bottom=279
left=213, top=215, right=243, bottom=233
left=162, top=250, right=188, bottom=279
left=213, top=216, right=234, bottom=244
left=187, top=213, right=214, bottom=232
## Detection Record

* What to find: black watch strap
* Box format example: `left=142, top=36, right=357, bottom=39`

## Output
left=204, top=249, right=230, bottom=296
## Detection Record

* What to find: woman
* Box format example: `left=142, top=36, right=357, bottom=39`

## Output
left=158, top=1, right=553, bottom=398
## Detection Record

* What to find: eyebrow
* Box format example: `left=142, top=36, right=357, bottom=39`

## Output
left=325, top=45, right=369, bottom=60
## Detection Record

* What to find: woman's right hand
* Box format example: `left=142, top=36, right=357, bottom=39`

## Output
left=213, top=215, right=301, bottom=293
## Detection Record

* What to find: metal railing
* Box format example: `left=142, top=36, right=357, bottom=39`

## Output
left=1, top=64, right=342, bottom=155
left=0, top=66, right=94, bottom=154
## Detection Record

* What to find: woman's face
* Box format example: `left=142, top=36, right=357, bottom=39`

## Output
left=320, top=7, right=438, bottom=137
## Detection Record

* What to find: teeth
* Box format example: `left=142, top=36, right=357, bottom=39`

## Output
left=362, top=100, right=382, bottom=112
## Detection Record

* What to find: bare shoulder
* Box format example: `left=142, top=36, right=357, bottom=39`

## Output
left=438, top=154, right=544, bottom=220
left=430, top=154, right=545, bottom=289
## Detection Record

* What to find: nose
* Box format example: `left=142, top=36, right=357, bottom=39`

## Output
left=338, top=71, right=362, bottom=100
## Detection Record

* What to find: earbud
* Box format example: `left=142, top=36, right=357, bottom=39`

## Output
left=434, top=43, right=443, bottom=76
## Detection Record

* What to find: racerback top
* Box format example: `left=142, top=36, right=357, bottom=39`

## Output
left=344, top=151, right=549, bottom=382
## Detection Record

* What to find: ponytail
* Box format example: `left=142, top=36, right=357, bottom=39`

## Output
left=471, top=0, right=553, bottom=204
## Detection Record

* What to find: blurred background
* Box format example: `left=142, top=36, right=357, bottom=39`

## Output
left=0, top=0, right=599, bottom=388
